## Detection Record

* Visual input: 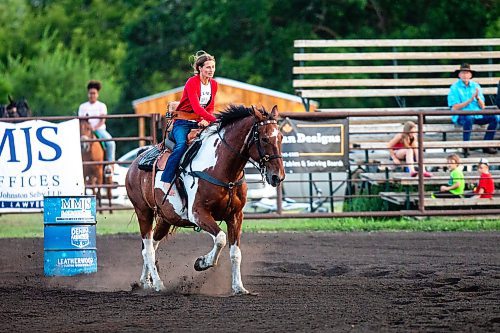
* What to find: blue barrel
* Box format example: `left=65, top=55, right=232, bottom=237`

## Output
left=43, top=196, right=97, bottom=276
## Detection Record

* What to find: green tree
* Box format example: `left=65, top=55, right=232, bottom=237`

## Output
left=121, top=1, right=193, bottom=103
left=1, top=33, right=120, bottom=116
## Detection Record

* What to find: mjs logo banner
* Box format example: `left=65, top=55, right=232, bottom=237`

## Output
left=0, top=119, right=85, bottom=212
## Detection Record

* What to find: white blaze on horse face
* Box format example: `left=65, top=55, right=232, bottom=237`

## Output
left=80, top=135, right=90, bottom=152
left=183, top=128, right=221, bottom=226
left=270, top=127, right=279, bottom=138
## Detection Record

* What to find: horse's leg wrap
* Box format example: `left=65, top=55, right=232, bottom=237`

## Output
left=230, top=244, right=249, bottom=295
left=139, top=240, right=161, bottom=289
left=139, top=259, right=152, bottom=289
left=142, top=238, right=164, bottom=291
left=194, top=231, right=226, bottom=271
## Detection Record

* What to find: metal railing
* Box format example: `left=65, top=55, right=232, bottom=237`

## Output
left=255, top=108, right=500, bottom=218
left=1, top=110, right=498, bottom=217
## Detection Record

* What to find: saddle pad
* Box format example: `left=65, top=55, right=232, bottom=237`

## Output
left=138, top=146, right=161, bottom=171
left=92, top=131, right=107, bottom=150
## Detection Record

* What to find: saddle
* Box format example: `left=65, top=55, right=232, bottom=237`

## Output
left=138, top=129, right=203, bottom=172
left=137, top=128, right=204, bottom=213
left=137, top=141, right=172, bottom=172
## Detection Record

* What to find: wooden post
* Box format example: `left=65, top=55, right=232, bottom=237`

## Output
left=138, top=117, right=145, bottom=146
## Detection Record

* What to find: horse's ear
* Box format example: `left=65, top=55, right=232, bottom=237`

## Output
left=250, top=105, right=257, bottom=116
left=8, top=95, right=14, bottom=104
left=270, top=105, right=278, bottom=119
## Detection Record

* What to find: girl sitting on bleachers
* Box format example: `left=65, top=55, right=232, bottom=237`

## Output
left=388, top=121, right=432, bottom=177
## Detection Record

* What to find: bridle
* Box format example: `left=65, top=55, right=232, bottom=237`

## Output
left=217, top=116, right=283, bottom=178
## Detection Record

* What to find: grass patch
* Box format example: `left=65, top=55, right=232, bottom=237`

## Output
left=0, top=211, right=499, bottom=238
left=0, top=211, right=140, bottom=238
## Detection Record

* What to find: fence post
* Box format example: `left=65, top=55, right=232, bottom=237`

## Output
left=150, top=113, right=159, bottom=145
left=417, top=112, right=425, bottom=213
left=276, top=183, right=283, bottom=216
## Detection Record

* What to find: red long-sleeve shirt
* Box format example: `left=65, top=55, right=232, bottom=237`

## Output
left=175, top=75, right=218, bottom=122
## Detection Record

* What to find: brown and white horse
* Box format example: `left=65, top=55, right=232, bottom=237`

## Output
left=125, top=105, right=285, bottom=294
left=79, top=119, right=112, bottom=211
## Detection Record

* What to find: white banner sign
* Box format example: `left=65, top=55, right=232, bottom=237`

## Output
left=0, top=119, right=84, bottom=212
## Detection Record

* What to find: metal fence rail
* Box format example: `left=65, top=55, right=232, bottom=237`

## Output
left=1, top=111, right=498, bottom=217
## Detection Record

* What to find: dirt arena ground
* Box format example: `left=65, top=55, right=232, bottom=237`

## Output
left=0, top=231, right=499, bottom=332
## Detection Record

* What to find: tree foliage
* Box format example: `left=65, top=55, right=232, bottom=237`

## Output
left=1, top=32, right=120, bottom=116
left=0, top=0, right=497, bottom=143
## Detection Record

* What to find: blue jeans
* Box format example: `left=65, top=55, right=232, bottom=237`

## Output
left=160, top=120, right=199, bottom=183
left=94, top=129, right=116, bottom=162
left=456, top=115, right=498, bottom=141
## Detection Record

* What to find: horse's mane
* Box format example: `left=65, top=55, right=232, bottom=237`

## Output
left=216, top=105, right=253, bottom=128
left=216, top=104, right=273, bottom=129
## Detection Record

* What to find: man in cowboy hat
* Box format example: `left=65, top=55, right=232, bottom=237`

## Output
left=447, top=63, right=498, bottom=154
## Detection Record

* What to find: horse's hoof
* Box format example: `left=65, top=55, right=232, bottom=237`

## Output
left=139, top=280, right=152, bottom=290
left=232, top=288, right=256, bottom=296
left=194, top=257, right=211, bottom=271
left=130, top=282, right=142, bottom=291
left=153, top=281, right=165, bottom=292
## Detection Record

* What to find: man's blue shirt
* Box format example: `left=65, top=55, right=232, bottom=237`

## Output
left=447, top=79, right=485, bottom=123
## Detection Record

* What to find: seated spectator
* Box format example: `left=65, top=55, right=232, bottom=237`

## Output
left=447, top=63, right=497, bottom=154
left=78, top=80, right=116, bottom=175
left=387, top=121, right=432, bottom=177
left=465, top=158, right=495, bottom=199
left=431, top=154, right=464, bottom=198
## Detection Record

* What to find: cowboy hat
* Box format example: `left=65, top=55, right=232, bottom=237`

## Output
left=453, top=63, right=476, bottom=77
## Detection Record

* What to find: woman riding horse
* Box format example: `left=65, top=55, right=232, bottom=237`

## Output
left=126, top=105, right=285, bottom=294
left=160, top=50, right=217, bottom=196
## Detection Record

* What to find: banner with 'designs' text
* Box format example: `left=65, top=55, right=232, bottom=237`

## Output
left=280, top=117, right=349, bottom=173
left=0, top=119, right=84, bottom=212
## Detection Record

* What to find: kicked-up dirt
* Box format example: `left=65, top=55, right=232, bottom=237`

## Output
left=0, top=231, right=499, bottom=332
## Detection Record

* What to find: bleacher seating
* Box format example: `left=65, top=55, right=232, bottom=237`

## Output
left=293, top=38, right=500, bottom=212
